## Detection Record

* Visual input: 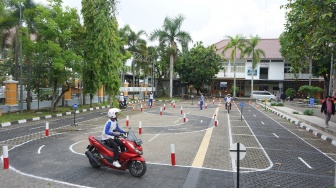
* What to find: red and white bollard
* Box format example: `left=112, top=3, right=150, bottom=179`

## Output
left=181, top=106, right=183, bottom=114
left=173, top=102, right=176, bottom=108
left=198, top=101, right=200, bottom=108
left=215, top=116, right=218, bottom=127
left=164, top=104, right=166, bottom=110
left=140, top=105, right=143, bottom=112
left=170, top=144, right=176, bottom=166
left=183, top=113, right=186, bottom=123
left=126, top=115, right=129, bottom=127
left=205, top=103, right=208, bottom=109
left=160, top=107, right=163, bottom=115
left=213, top=114, right=216, bottom=119
left=45, top=121, right=49, bottom=136
left=138, top=121, right=142, bottom=135
left=3, top=146, right=9, bottom=169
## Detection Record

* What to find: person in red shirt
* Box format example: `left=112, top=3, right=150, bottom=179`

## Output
left=321, top=96, right=335, bottom=127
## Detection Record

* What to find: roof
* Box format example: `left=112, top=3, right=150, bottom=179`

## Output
left=214, top=38, right=282, bottom=60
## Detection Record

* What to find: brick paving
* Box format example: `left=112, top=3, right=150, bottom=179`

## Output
left=0, top=99, right=335, bottom=187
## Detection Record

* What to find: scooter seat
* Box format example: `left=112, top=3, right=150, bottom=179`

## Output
left=97, top=139, right=115, bottom=151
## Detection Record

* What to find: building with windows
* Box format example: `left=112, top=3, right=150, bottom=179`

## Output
left=211, top=38, right=324, bottom=98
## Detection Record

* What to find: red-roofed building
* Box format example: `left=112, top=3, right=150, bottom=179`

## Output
left=208, top=38, right=324, bottom=98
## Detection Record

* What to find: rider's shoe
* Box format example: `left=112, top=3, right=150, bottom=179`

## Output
left=113, top=160, right=121, bottom=168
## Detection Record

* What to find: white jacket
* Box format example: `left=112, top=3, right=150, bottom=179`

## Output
left=101, top=119, right=124, bottom=140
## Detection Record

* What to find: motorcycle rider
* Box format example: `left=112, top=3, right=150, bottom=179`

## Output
left=101, top=108, right=126, bottom=168
left=225, top=94, right=232, bottom=110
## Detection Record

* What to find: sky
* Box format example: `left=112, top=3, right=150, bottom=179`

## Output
left=34, top=0, right=288, bottom=47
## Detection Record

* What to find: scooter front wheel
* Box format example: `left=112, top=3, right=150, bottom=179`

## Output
left=128, top=160, right=147, bottom=177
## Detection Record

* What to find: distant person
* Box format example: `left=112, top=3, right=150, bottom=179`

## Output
left=225, top=94, right=232, bottom=110
left=200, top=93, right=204, bottom=110
left=321, top=96, right=335, bottom=127
left=148, top=92, right=154, bottom=107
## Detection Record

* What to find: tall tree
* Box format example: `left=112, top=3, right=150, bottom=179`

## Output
left=33, top=0, right=82, bottom=110
left=82, top=0, right=123, bottom=107
left=150, top=14, right=192, bottom=98
left=244, top=35, right=265, bottom=95
left=222, top=34, right=246, bottom=98
left=281, top=0, right=336, bottom=96
left=176, top=42, right=222, bottom=94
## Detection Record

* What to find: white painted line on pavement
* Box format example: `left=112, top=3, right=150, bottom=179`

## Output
left=148, top=134, right=160, bottom=142
left=298, top=157, right=312, bottom=169
left=254, top=114, right=256, bottom=117
left=37, top=145, right=45, bottom=154
left=174, top=118, right=182, bottom=123
left=9, top=166, right=91, bottom=188
left=261, top=121, right=264, bottom=125
left=201, top=120, right=203, bottom=123
left=227, top=110, right=236, bottom=171
left=273, top=133, right=279, bottom=138
left=29, top=126, right=44, bottom=130
left=168, top=128, right=187, bottom=131
left=84, top=131, right=101, bottom=134
left=69, top=140, right=85, bottom=156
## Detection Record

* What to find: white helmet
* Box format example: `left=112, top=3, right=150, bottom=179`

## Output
left=108, top=108, right=120, bottom=118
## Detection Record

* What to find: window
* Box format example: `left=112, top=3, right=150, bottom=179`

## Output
left=284, top=63, right=291, bottom=73
left=230, top=63, right=245, bottom=73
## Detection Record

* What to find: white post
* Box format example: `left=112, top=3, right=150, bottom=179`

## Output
left=3, top=146, right=9, bottom=169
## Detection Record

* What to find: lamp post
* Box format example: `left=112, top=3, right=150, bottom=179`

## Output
left=19, top=3, right=23, bottom=113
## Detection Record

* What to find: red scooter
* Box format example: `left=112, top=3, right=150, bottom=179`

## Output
left=85, top=131, right=146, bottom=177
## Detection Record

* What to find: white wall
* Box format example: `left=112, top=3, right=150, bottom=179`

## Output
left=269, top=62, right=284, bottom=80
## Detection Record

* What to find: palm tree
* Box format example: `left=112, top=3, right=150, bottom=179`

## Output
left=149, top=15, right=192, bottom=98
left=244, top=35, right=265, bottom=96
left=222, top=34, right=246, bottom=98
left=120, top=25, right=147, bottom=89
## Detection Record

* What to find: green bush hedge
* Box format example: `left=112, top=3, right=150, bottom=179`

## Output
left=271, top=102, right=284, bottom=106
left=303, top=109, right=314, bottom=116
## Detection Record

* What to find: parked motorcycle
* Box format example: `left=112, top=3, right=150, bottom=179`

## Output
left=85, top=130, right=146, bottom=177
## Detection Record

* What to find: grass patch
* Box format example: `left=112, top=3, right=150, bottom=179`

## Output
left=292, top=111, right=300, bottom=114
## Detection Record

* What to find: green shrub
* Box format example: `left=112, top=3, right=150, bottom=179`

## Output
left=292, top=111, right=299, bottom=114
left=271, top=102, right=284, bottom=106
left=303, top=109, right=314, bottom=116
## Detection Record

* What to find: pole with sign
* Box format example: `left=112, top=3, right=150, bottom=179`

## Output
left=73, top=104, right=78, bottom=126
left=240, top=102, right=244, bottom=121
left=230, top=143, right=246, bottom=188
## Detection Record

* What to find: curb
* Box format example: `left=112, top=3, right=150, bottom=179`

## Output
left=261, top=103, right=336, bottom=147
left=0, top=105, right=111, bottom=128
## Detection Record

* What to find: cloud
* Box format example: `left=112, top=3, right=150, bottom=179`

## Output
left=33, top=0, right=287, bottom=46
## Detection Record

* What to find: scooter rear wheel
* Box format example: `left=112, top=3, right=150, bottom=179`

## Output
left=128, top=160, right=147, bottom=177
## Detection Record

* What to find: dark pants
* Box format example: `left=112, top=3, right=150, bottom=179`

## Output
left=149, top=99, right=153, bottom=107
left=105, top=138, right=125, bottom=160
left=226, top=102, right=231, bottom=109
left=200, top=101, right=204, bottom=110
